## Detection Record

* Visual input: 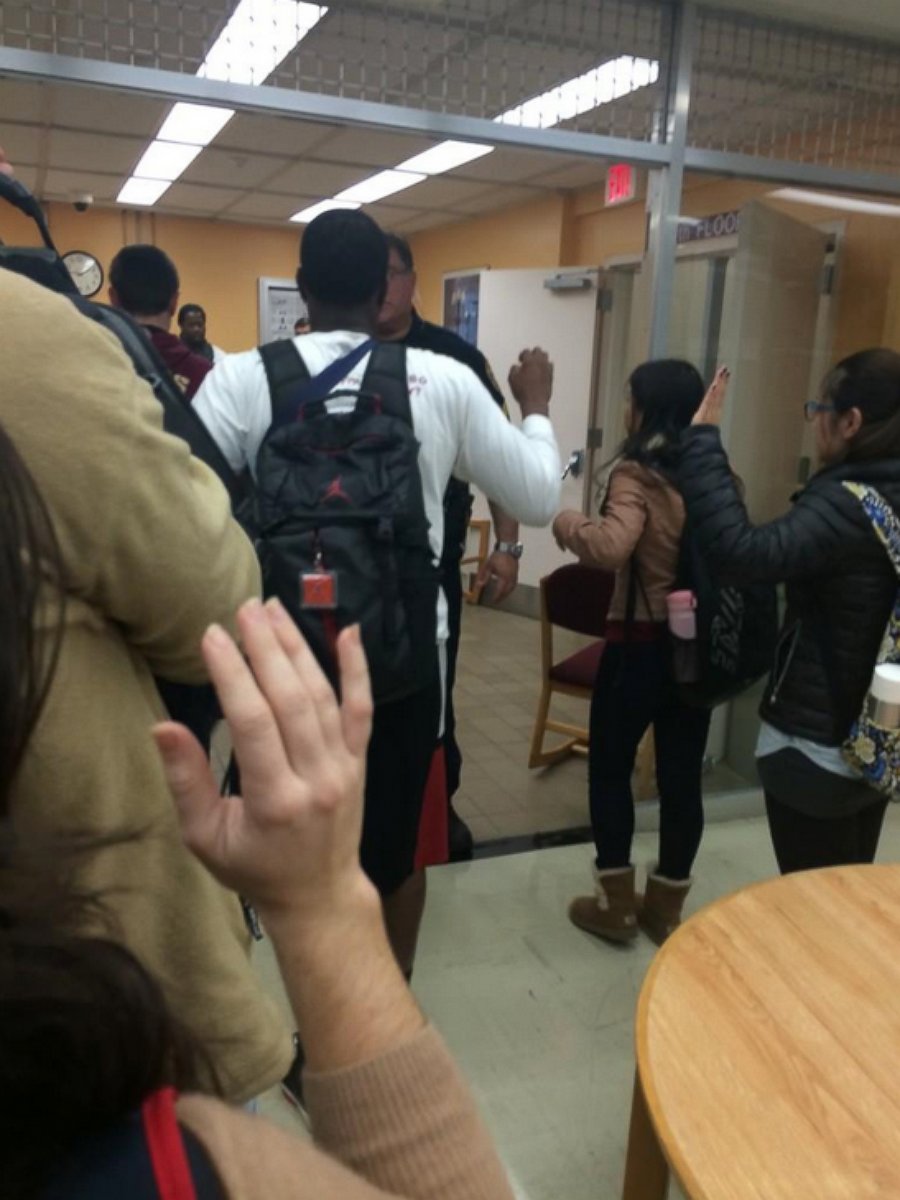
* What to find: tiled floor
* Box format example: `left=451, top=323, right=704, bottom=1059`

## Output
left=454, top=604, right=595, bottom=841
left=255, top=807, right=900, bottom=1199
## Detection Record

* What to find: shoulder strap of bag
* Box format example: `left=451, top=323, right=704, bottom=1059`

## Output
left=843, top=482, right=900, bottom=580
left=141, top=1089, right=198, bottom=1200
left=359, top=342, right=412, bottom=425
left=260, top=337, right=376, bottom=433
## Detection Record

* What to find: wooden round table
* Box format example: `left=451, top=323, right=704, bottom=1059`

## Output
left=622, top=865, right=900, bottom=1199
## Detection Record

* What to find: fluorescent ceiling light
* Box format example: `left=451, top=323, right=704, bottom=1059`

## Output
left=157, top=102, right=235, bottom=146
left=770, top=188, right=900, bottom=218
left=116, top=177, right=172, bottom=206
left=396, top=140, right=495, bottom=175
left=496, top=54, right=660, bottom=130
left=290, top=198, right=361, bottom=223
left=336, top=169, right=427, bottom=205
left=133, top=140, right=204, bottom=181
left=200, top=0, right=327, bottom=87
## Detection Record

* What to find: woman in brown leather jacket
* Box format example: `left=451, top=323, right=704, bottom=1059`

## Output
left=553, top=360, right=711, bottom=946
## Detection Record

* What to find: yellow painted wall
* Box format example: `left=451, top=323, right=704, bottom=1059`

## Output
left=1, top=202, right=300, bottom=351
left=409, top=194, right=568, bottom=323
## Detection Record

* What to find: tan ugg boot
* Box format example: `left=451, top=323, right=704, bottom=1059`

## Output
left=568, top=865, right=638, bottom=943
left=637, top=871, right=692, bottom=946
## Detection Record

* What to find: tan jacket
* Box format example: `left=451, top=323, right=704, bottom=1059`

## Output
left=178, top=1026, right=514, bottom=1199
left=554, top=460, right=685, bottom=622
left=1, top=271, right=291, bottom=1101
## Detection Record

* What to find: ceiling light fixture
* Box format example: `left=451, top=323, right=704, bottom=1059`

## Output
left=133, top=140, right=205, bottom=181
left=769, top=188, right=900, bottom=218
left=117, top=2, right=328, bottom=209
left=290, top=198, right=362, bottom=223
left=200, top=0, right=328, bottom=87
left=396, top=140, right=495, bottom=175
left=496, top=54, right=660, bottom=130
left=156, top=102, right=236, bottom=146
left=335, top=169, right=428, bottom=205
left=116, top=177, right=172, bottom=206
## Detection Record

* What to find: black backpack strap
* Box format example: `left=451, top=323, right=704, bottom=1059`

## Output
left=360, top=342, right=412, bottom=425
left=259, top=339, right=312, bottom=429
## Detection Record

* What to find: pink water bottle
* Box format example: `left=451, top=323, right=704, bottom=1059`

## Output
left=667, top=590, right=697, bottom=639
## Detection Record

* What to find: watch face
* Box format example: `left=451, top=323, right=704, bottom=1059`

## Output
left=62, top=250, right=104, bottom=298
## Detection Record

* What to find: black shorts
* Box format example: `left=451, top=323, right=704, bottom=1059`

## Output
left=360, top=670, right=442, bottom=897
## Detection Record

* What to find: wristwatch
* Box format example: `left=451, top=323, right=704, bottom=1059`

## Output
left=494, top=540, right=524, bottom=560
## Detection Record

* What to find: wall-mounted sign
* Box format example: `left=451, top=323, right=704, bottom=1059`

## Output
left=258, top=276, right=307, bottom=343
left=677, top=209, right=741, bottom=244
left=605, top=163, right=636, bottom=207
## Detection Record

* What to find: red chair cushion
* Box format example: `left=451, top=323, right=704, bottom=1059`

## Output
left=548, top=639, right=605, bottom=690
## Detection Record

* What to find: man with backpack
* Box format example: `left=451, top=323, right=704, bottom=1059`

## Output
left=193, top=209, right=560, bottom=980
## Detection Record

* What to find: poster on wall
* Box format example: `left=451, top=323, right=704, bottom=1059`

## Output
left=258, top=276, right=308, bottom=342
left=442, top=271, right=482, bottom=347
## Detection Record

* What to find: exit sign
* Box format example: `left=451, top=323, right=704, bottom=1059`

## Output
left=605, top=163, right=636, bottom=206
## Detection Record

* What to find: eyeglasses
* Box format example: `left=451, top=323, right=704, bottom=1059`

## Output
left=386, top=266, right=412, bottom=280
left=804, top=400, right=837, bottom=422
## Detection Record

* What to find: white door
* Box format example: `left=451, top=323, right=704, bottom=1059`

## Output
left=718, top=202, right=828, bottom=522
left=473, top=268, right=600, bottom=589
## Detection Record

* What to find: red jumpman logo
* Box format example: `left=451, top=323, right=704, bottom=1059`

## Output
left=323, top=476, right=351, bottom=503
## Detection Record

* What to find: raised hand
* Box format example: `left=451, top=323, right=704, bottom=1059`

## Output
left=693, top=366, right=731, bottom=426
left=154, top=598, right=375, bottom=922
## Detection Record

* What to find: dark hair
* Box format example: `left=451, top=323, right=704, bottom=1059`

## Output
left=0, top=426, right=210, bottom=1198
left=109, top=244, right=179, bottom=316
left=620, top=359, right=705, bottom=469
left=177, top=303, right=205, bottom=324
left=822, top=347, right=900, bottom=463
left=384, top=232, right=414, bottom=272
left=298, top=210, right=388, bottom=307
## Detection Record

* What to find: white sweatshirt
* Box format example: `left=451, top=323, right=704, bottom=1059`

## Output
left=194, top=331, right=560, bottom=640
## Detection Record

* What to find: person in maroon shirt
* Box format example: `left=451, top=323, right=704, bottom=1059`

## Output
left=109, top=244, right=211, bottom=402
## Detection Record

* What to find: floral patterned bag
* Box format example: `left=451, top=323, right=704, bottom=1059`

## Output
left=841, top=482, right=900, bottom=799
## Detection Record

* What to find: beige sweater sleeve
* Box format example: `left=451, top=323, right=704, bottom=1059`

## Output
left=178, top=1026, right=514, bottom=1200
left=0, top=271, right=259, bottom=683
left=554, top=463, right=648, bottom=572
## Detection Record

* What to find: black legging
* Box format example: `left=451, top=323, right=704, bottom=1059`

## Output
left=764, top=794, right=888, bottom=874
left=590, top=639, right=712, bottom=880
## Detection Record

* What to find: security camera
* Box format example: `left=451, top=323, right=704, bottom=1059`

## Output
left=73, top=193, right=94, bottom=212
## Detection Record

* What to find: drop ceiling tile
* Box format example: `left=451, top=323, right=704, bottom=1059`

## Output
left=0, top=124, right=43, bottom=166
left=322, top=127, right=437, bottom=168
left=394, top=175, right=496, bottom=209
left=0, top=81, right=49, bottom=123
left=217, top=114, right=339, bottom=156
left=224, top=191, right=316, bottom=221
left=397, top=211, right=463, bottom=234
left=159, top=183, right=245, bottom=214
left=48, top=85, right=169, bottom=137
left=48, top=129, right=148, bottom=175
left=13, top=165, right=39, bottom=192
left=181, top=147, right=292, bottom=189
left=456, top=146, right=576, bottom=184
left=452, top=184, right=544, bottom=215
left=361, top=201, right=435, bottom=227
left=41, top=168, right=123, bottom=203
left=531, top=161, right=610, bottom=189
left=263, top=159, right=371, bottom=196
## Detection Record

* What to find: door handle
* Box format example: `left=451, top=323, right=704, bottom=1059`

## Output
left=562, top=449, right=584, bottom=481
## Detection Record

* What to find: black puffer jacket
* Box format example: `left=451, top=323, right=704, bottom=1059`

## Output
left=676, top=427, right=900, bottom=745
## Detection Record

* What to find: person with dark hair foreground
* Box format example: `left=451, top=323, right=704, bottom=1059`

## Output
left=0, top=267, right=290, bottom=1105
left=378, top=233, right=520, bottom=862
left=178, top=302, right=225, bottom=364
left=553, top=360, right=713, bottom=946
left=194, top=209, right=560, bottom=983
left=677, top=350, right=900, bottom=875
left=109, top=245, right=212, bottom=399
left=0, top=429, right=515, bottom=1199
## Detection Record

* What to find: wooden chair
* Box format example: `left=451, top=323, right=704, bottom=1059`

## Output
left=461, top=518, right=491, bottom=604
left=528, top=563, right=614, bottom=768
